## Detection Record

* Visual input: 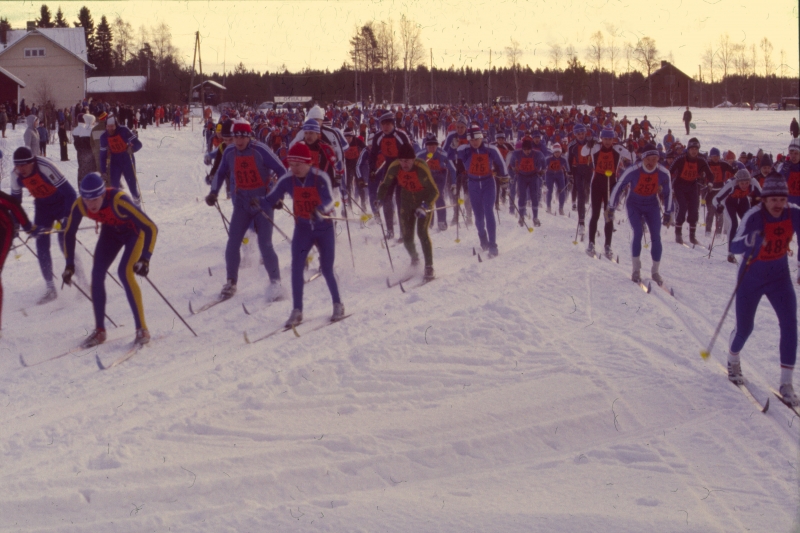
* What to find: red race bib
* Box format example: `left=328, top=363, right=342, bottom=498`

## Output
left=633, top=172, right=659, bottom=196
left=22, top=173, right=57, bottom=199
left=518, top=157, right=535, bottom=173
left=758, top=218, right=794, bottom=262
left=788, top=171, right=800, bottom=196
left=731, top=186, right=750, bottom=199
left=427, top=157, right=442, bottom=172
left=380, top=137, right=399, bottom=158
left=310, top=150, right=322, bottom=169
left=293, top=185, right=321, bottom=219
left=344, top=146, right=360, bottom=160
left=680, top=161, right=698, bottom=181
left=469, top=154, right=490, bottom=176
left=397, top=169, right=424, bottom=192
left=548, top=159, right=562, bottom=172
left=234, top=155, right=263, bottom=190
left=710, top=165, right=723, bottom=185
left=107, top=134, right=128, bottom=154
left=595, top=151, right=615, bottom=175
left=86, top=198, right=137, bottom=231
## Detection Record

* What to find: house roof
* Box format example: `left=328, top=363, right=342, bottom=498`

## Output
left=526, top=91, right=562, bottom=102
left=192, top=80, right=226, bottom=91
left=87, top=76, right=146, bottom=93
left=647, top=60, right=690, bottom=80
left=0, top=28, right=95, bottom=68
left=0, top=65, right=26, bottom=87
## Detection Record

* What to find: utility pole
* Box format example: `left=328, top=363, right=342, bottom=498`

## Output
left=430, top=48, right=433, bottom=105
left=698, top=65, right=702, bottom=107
left=188, top=31, right=198, bottom=109
left=197, top=32, right=205, bottom=110
left=488, top=49, right=492, bottom=105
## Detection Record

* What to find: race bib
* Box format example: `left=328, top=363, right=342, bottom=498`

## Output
left=234, top=155, right=263, bottom=190
left=758, top=218, right=794, bottom=262
left=22, top=173, right=57, bottom=199
left=788, top=171, right=800, bottom=196
left=548, top=159, right=562, bottom=172
left=710, top=165, right=723, bottom=185
left=380, top=137, right=399, bottom=158
left=310, top=150, right=321, bottom=169
left=731, top=186, right=750, bottom=199
left=293, top=186, right=321, bottom=219
left=680, top=161, right=698, bottom=181
left=344, top=146, right=360, bottom=160
left=595, top=151, right=615, bottom=175
left=427, top=157, right=442, bottom=172
left=633, top=172, right=659, bottom=196
left=518, top=157, right=535, bottom=173
left=397, top=169, right=424, bottom=192
left=469, top=154, right=490, bottom=176
left=107, top=134, right=128, bottom=154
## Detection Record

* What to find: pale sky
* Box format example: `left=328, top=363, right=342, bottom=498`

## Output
left=3, top=0, right=799, bottom=79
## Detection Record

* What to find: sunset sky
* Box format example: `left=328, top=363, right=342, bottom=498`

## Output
left=3, top=0, right=798, bottom=78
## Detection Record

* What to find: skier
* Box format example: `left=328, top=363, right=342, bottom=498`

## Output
left=343, top=128, right=367, bottom=208
left=727, top=175, right=800, bottom=407
left=73, top=114, right=98, bottom=185
left=780, top=138, right=800, bottom=205
left=543, top=143, right=570, bottom=215
left=704, top=147, right=736, bottom=237
left=61, top=173, right=158, bottom=347
left=99, top=117, right=143, bottom=203
left=567, top=124, right=593, bottom=237
left=669, top=137, right=713, bottom=245
left=608, top=143, right=673, bottom=283
left=0, top=187, right=34, bottom=335
left=682, top=106, right=692, bottom=135
left=443, top=117, right=471, bottom=227
left=257, top=142, right=344, bottom=327
left=11, top=147, right=77, bottom=303
left=712, top=169, right=762, bottom=263
left=205, top=121, right=287, bottom=301
left=456, top=124, right=508, bottom=256
left=418, top=133, right=456, bottom=231
left=581, top=128, right=633, bottom=259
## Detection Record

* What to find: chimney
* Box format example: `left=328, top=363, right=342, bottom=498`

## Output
left=661, top=60, right=668, bottom=68
left=26, top=21, right=35, bottom=32
left=0, top=26, right=6, bottom=46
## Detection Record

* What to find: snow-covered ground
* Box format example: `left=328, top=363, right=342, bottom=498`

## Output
left=0, top=108, right=798, bottom=532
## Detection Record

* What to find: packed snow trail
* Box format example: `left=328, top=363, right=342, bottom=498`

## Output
left=0, top=108, right=798, bottom=532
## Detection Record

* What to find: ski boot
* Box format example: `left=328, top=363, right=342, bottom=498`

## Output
left=559, top=207, right=565, bottom=216
left=586, top=242, right=596, bottom=257
left=631, top=257, right=642, bottom=283
left=411, top=256, right=420, bottom=267
left=651, top=261, right=664, bottom=285
left=285, top=309, right=303, bottom=328
left=438, top=221, right=448, bottom=232
left=135, top=328, right=151, bottom=346
left=332, top=302, right=346, bottom=322
left=37, top=286, right=57, bottom=305
left=727, top=357, right=744, bottom=385
left=488, top=245, right=499, bottom=258
left=727, top=254, right=737, bottom=264
left=518, top=215, right=525, bottom=227
left=423, top=265, right=435, bottom=281
left=572, top=201, right=577, bottom=211
left=779, top=383, right=800, bottom=407
left=546, top=206, right=552, bottom=215
left=604, top=245, right=614, bottom=260
left=675, top=227, right=684, bottom=244
left=265, top=280, right=287, bottom=302
left=533, top=218, right=541, bottom=227
left=81, top=328, right=107, bottom=348
left=689, top=226, right=700, bottom=245
left=578, top=222, right=585, bottom=239
left=221, top=279, right=237, bottom=299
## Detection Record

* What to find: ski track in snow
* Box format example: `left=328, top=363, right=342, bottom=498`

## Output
left=0, top=107, right=798, bottom=532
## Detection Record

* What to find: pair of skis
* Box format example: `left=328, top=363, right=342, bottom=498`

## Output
left=19, top=333, right=155, bottom=370
left=243, top=313, right=352, bottom=345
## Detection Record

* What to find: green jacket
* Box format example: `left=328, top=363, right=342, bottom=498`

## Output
left=377, top=159, right=439, bottom=208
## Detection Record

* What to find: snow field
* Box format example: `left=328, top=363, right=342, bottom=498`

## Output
left=0, top=108, right=798, bottom=532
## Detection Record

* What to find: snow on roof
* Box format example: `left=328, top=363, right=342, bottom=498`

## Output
left=1, top=28, right=94, bottom=67
left=87, top=76, right=147, bottom=94
left=192, top=80, right=226, bottom=91
left=526, top=91, right=562, bottom=103
left=0, top=65, right=26, bottom=87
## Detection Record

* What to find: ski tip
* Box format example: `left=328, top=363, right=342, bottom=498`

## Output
left=242, top=303, right=250, bottom=315
left=243, top=331, right=250, bottom=344
left=472, top=247, right=476, bottom=256
left=19, top=353, right=28, bottom=367
left=399, top=281, right=406, bottom=293
left=647, top=282, right=652, bottom=293
left=670, top=288, right=675, bottom=296
left=385, top=277, right=391, bottom=288
left=762, top=397, right=770, bottom=413
left=95, top=353, right=106, bottom=370
left=208, top=266, right=212, bottom=277
left=292, top=325, right=300, bottom=338
left=188, top=301, right=195, bottom=315
left=478, top=254, right=483, bottom=263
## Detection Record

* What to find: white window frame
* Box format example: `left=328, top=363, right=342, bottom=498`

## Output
left=24, top=48, right=46, bottom=58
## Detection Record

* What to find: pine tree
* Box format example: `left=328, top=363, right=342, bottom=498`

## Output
left=54, top=7, right=69, bottom=28
left=95, top=15, right=113, bottom=73
left=74, top=7, right=97, bottom=66
left=36, top=4, right=54, bottom=28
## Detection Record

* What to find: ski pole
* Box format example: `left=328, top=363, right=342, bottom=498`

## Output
left=256, top=208, right=292, bottom=241
left=375, top=207, right=395, bottom=271
left=342, top=201, right=356, bottom=269
left=19, top=235, right=118, bottom=327
left=572, top=219, right=581, bottom=245
left=706, top=228, right=718, bottom=258
left=141, top=275, right=198, bottom=337
left=512, top=202, right=534, bottom=233
left=214, top=201, right=230, bottom=235
left=700, top=234, right=761, bottom=360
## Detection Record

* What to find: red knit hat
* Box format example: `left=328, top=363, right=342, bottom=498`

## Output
left=287, top=142, right=312, bottom=163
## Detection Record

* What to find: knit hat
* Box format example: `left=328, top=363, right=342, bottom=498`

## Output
left=734, top=169, right=752, bottom=182
left=467, top=124, right=483, bottom=140
left=709, top=147, right=720, bottom=157
left=531, top=130, right=542, bottom=139
left=397, top=142, right=416, bottom=160
left=599, top=128, right=615, bottom=139
left=301, top=119, right=320, bottom=133
left=343, top=128, right=355, bottom=136
left=97, top=111, right=108, bottom=121
left=522, top=139, right=533, bottom=150
left=80, top=172, right=106, bottom=199
left=789, top=138, right=800, bottom=153
left=106, top=117, right=116, bottom=126
left=641, top=143, right=659, bottom=159
left=759, top=153, right=773, bottom=168
left=687, top=137, right=700, bottom=149
left=496, top=131, right=506, bottom=139
left=551, top=143, right=562, bottom=153
left=424, top=133, right=439, bottom=145
left=456, top=116, right=469, bottom=127
left=287, top=142, right=312, bottom=163
left=379, top=111, right=395, bottom=123
left=12, top=147, right=34, bottom=165
left=220, top=120, right=234, bottom=137
left=761, top=175, right=789, bottom=197
left=306, top=105, right=325, bottom=121
left=232, top=122, right=252, bottom=137
left=573, top=124, right=586, bottom=134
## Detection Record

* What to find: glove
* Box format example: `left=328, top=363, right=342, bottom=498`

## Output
left=204, top=173, right=213, bottom=185
left=274, top=200, right=284, bottom=211
left=29, top=225, right=45, bottom=237
left=133, top=259, right=149, bottom=277
left=450, top=184, right=457, bottom=196
left=203, top=153, right=212, bottom=166
left=357, top=179, right=367, bottom=189
left=415, top=202, right=429, bottom=219
left=715, top=204, right=724, bottom=215
left=373, top=200, right=383, bottom=210
left=662, top=214, right=671, bottom=228
left=205, top=192, right=218, bottom=206
left=62, top=265, right=75, bottom=286
left=313, top=207, right=327, bottom=222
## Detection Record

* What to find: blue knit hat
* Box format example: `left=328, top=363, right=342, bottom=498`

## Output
left=761, top=175, right=788, bottom=197
left=600, top=128, right=615, bottom=139
left=573, top=124, right=586, bottom=134
left=302, top=119, right=321, bottom=133
left=709, top=147, right=720, bottom=157
left=424, top=133, right=439, bottom=145
left=641, top=143, right=659, bottom=159
left=80, top=172, right=106, bottom=199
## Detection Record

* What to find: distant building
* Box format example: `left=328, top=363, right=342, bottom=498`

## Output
left=192, top=80, right=226, bottom=105
left=640, top=60, right=693, bottom=107
left=0, top=27, right=95, bottom=109
left=87, top=76, right=147, bottom=104
left=0, top=65, right=25, bottom=105
left=526, top=91, right=562, bottom=104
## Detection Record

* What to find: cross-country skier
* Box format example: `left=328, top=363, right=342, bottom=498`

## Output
left=609, top=143, right=673, bottom=283
left=726, top=175, right=800, bottom=407
left=704, top=147, right=736, bottom=237
left=61, top=173, right=158, bottom=347
left=257, top=142, right=344, bottom=328
left=0, top=188, right=33, bottom=335
left=567, top=124, right=593, bottom=237
left=11, top=147, right=77, bottom=303
left=99, top=117, right=143, bottom=203
left=507, top=139, right=545, bottom=226
left=712, top=169, right=762, bottom=263
left=780, top=138, right=800, bottom=205
left=377, top=142, right=440, bottom=279
left=205, top=121, right=287, bottom=301
left=669, top=137, right=713, bottom=245
left=418, top=133, right=455, bottom=231
left=544, top=143, right=570, bottom=216
left=443, top=117, right=471, bottom=227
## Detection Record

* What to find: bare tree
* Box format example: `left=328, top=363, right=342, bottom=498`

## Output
left=634, top=36, right=658, bottom=106
left=701, top=44, right=716, bottom=105
left=399, top=15, right=424, bottom=105
left=717, top=33, right=733, bottom=100
left=151, top=23, right=176, bottom=82
left=587, top=31, right=604, bottom=104
left=760, top=37, right=773, bottom=102
left=377, top=20, right=399, bottom=104
left=623, top=42, right=634, bottom=106
left=113, top=16, right=134, bottom=68
left=605, top=25, right=620, bottom=107
left=565, top=44, right=578, bottom=104
left=548, top=42, right=562, bottom=97
left=779, top=48, right=787, bottom=100
left=731, top=42, right=749, bottom=103
left=507, top=39, right=523, bottom=104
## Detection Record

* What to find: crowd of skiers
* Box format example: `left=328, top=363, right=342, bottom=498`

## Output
left=1, top=99, right=799, bottom=408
